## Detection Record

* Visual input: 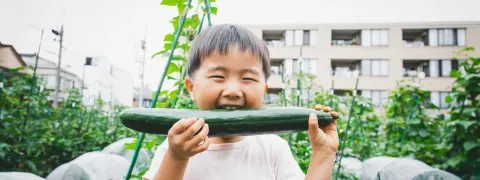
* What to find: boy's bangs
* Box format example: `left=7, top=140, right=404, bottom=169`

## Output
left=187, top=24, right=271, bottom=79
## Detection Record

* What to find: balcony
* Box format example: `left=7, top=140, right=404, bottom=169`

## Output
left=333, top=89, right=356, bottom=106
left=402, top=59, right=458, bottom=91
left=403, top=60, right=429, bottom=77
left=331, top=30, right=361, bottom=46
left=403, top=28, right=466, bottom=48
left=403, top=29, right=428, bottom=47
left=331, top=29, right=389, bottom=48
left=270, top=59, right=285, bottom=76
left=264, top=89, right=282, bottom=106
left=263, top=30, right=286, bottom=47
left=331, top=59, right=361, bottom=77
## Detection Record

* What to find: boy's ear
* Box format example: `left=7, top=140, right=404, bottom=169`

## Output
left=185, top=77, right=196, bottom=102
left=264, top=84, right=268, bottom=93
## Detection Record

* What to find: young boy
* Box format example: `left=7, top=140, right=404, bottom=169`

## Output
left=142, top=24, right=339, bottom=180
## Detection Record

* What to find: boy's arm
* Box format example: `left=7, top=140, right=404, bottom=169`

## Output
left=305, top=105, right=339, bottom=180
left=305, top=151, right=336, bottom=180
left=149, top=117, right=210, bottom=180
left=152, top=150, right=190, bottom=180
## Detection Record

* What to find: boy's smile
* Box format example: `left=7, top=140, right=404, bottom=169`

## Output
left=185, top=45, right=268, bottom=111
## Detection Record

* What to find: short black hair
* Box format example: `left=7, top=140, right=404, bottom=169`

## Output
left=186, top=24, right=271, bottom=80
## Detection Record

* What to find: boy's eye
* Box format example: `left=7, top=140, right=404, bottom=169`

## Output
left=243, top=78, right=257, bottom=82
left=210, top=75, right=225, bottom=79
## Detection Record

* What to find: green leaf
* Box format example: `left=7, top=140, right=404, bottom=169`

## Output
left=159, top=90, right=169, bottom=96
left=463, top=108, right=478, bottom=116
left=164, top=34, right=174, bottom=42
left=445, top=95, right=453, bottom=103
left=446, top=155, right=466, bottom=167
left=190, top=14, right=201, bottom=29
left=418, top=129, right=429, bottom=137
left=449, top=70, right=460, bottom=78
left=177, top=3, right=186, bottom=14
left=160, top=0, right=178, bottom=6
left=167, top=76, right=177, bottom=80
left=172, top=55, right=184, bottom=61
left=168, top=89, right=179, bottom=100
left=166, top=63, right=179, bottom=76
left=151, top=50, right=168, bottom=59
left=210, top=7, right=218, bottom=15
left=170, top=16, right=180, bottom=30
left=463, top=141, right=479, bottom=151
left=25, top=160, right=38, bottom=173
left=458, top=120, right=477, bottom=130
left=164, top=43, right=172, bottom=51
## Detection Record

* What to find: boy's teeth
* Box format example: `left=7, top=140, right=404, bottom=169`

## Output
left=220, top=106, right=241, bottom=109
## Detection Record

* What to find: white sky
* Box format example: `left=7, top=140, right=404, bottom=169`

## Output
left=1, top=0, right=479, bottom=91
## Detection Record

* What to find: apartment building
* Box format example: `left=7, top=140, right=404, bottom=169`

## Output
left=82, top=54, right=134, bottom=110
left=243, top=21, right=480, bottom=109
left=21, top=54, right=82, bottom=102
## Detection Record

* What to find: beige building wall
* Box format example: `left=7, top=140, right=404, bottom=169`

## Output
left=0, top=46, right=24, bottom=69
left=245, top=21, right=480, bottom=108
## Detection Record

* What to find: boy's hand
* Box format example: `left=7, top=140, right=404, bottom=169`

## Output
left=307, top=105, right=339, bottom=156
left=167, top=117, right=210, bottom=160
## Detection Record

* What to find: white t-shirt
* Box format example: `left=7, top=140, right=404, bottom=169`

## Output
left=142, top=134, right=305, bottom=180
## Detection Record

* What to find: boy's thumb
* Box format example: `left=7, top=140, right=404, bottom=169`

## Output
left=308, top=113, right=320, bottom=136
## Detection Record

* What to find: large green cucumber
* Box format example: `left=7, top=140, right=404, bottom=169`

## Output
left=120, top=107, right=334, bottom=137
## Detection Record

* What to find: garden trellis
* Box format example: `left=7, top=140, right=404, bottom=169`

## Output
left=124, top=0, right=213, bottom=179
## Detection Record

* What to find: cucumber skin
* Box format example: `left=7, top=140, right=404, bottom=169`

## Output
left=120, top=107, right=334, bottom=137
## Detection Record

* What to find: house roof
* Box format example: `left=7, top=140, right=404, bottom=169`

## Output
left=0, top=42, right=27, bottom=67
left=19, top=53, right=82, bottom=80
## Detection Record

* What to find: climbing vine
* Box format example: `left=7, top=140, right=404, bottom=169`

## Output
left=439, top=47, right=480, bottom=179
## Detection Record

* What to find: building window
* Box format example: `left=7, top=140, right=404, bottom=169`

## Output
left=85, top=57, right=99, bottom=66
left=430, top=91, right=452, bottom=109
left=361, top=59, right=389, bottom=76
left=285, top=30, right=316, bottom=46
left=264, top=93, right=281, bottom=105
left=362, top=90, right=389, bottom=107
left=62, top=79, right=74, bottom=90
left=428, top=60, right=460, bottom=77
left=143, top=99, right=151, bottom=108
left=428, top=28, right=466, bottom=46
left=361, top=29, right=389, bottom=46
left=292, top=59, right=317, bottom=75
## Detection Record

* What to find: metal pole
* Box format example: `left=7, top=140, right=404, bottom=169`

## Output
left=335, top=77, right=360, bottom=179
left=137, top=28, right=147, bottom=108
left=32, top=29, right=44, bottom=90
left=53, top=25, right=64, bottom=107
left=81, top=64, right=85, bottom=100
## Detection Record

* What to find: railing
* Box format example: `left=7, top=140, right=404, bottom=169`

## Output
left=403, top=40, right=426, bottom=47
left=331, top=40, right=360, bottom=46
left=264, top=40, right=285, bottom=47
left=332, top=69, right=360, bottom=77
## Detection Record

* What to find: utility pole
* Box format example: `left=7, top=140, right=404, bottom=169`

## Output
left=31, top=29, right=44, bottom=93
left=137, top=28, right=147, bottom=108
left=53, top=25, right=64, bottom=107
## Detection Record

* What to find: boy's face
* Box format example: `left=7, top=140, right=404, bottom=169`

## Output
left=186, top=47, right=268, bottom=110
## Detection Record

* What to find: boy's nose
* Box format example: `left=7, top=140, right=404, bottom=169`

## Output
left=221, top=83, right=243, bottom=99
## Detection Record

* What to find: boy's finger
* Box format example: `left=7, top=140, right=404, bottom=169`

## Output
left=192, top=136, right=210, bottom=154
left=323, top=106, right=331, bottom=112
left=168, top=118, right=197, bottom=136
left=182, top=118, right=205, bottom=139
left=331, top=111, right=338, bottom=119
left=186, top=123, right=209, bottom=149
left=307, top=113, right=320, bottom=136
left=322, top=119, right=337, bottom=134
